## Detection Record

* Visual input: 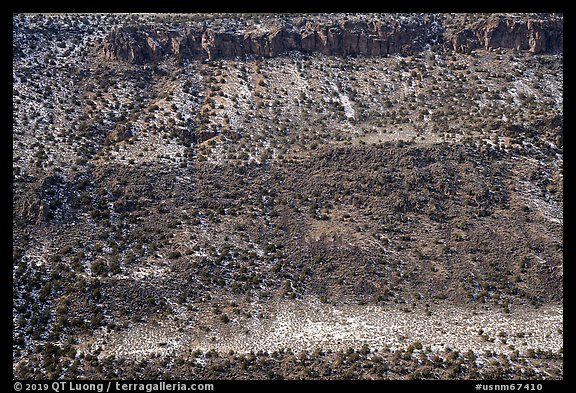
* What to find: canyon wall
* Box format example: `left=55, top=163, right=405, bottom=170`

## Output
left=102, top=14, right=562, bottom=63
left=445, top=16, right=563, bottom=54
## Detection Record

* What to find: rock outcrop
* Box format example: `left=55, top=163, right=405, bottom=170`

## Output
left=102, top=14, right=562, bottom=64
left=102, top=14, right=442, bottom=63
left=445, top=15, right=563, bottom=54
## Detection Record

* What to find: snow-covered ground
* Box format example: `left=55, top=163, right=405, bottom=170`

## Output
left=89, top=298, right=562, bottom=359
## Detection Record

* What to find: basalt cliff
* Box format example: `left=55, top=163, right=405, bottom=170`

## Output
left=102, top=14, right=563, bottom=63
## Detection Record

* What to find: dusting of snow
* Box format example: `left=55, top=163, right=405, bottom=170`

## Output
left=88, top=298, right=563, bottom=360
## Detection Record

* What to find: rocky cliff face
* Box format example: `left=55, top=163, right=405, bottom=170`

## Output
left=445, top=15, right=563, bottom=54
left=102, top=14, right=442, bottom=63
left=102, top=14, right=562, bottom=64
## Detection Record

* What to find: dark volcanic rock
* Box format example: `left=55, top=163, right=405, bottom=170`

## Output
left=101, top=14, right=562, bottom=64
left=102, top=15, right=441, bottom=63
left=444, top=15, right=563, bottom=54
